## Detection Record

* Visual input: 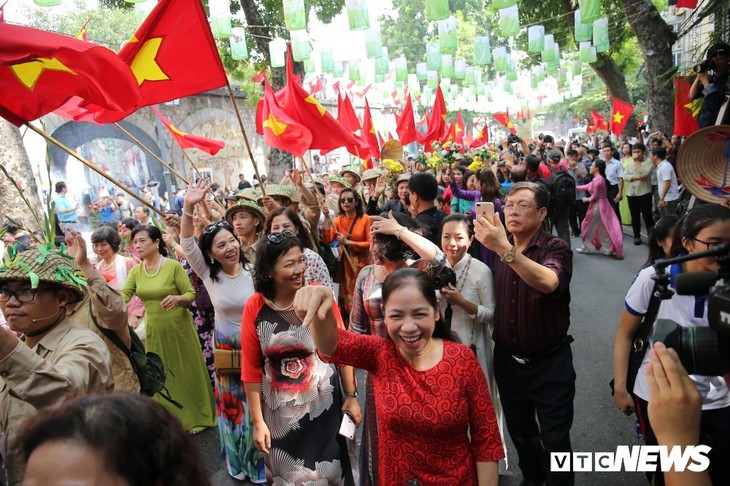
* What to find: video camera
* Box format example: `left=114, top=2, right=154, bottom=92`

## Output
left=693, top=59, right=715, bottom=74
left=507, top=133, right=520, bottom=144
left=651, top=244, right=730, bottom=376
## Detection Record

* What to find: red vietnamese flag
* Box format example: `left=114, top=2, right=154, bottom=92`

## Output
left=332, top=80, right=340, bottom=94
left=279, top=49, right=369, bottom=158
left=590, top=110, right=605, bottom=129
left=470, top=124, right=489, bottom=149
left=151, top=105, right=225, bottom=155
left=454, top=109, right=466, bottom=144
left=673, top=76, right=699, bottom=136
left=309, top=76, right=324, bottom=96
left=419, top=85, right=447, bottom=150
left=75, top=18, right=90, bottom=42
left=676, top=0, right=698, bottom=8
left=257, top=76, right=312, bottom=157
left=346, top=80, right=356, bottom=92
left=493, top=112, right=517, bottom=134
left=443, top=122, right=454, bottom=142
left=362, top=98, right=380, bottom=159
left=609, top=98, right=634, bottom=136
left=0, top=23, right=141, bottom=126
left=377, top=131, right=386, bottom=149
left=0, top=2, right=5, bottom=23
left=396, top=94, right=418, bottom=145
left=79, top=0, right=227, bottom=123
left=338, top=93, right=361, bottom=135
left=356, top=84, right=372, bottom=98
left=251, top=68, right=266, bottom=84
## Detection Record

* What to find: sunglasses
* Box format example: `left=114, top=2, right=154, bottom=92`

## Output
left=203, top=221, right=232, bottom=234
left=267, top=229, right=297, bottom=244
left=340, top=197, right=355, bottom=204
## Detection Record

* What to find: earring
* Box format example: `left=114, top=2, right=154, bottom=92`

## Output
left=210, top=257, right=215, bottom=264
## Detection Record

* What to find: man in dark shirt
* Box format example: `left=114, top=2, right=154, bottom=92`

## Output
left=407, top=173, right=445, bottom=245
left=475, top=181, right=575, bottom=486
left=691, top=42, right=730, bottom=128
left=237, top=173, right=252, bottom=190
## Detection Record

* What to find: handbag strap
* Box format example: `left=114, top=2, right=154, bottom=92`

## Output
left=345, top=214, right=359, bottom=239
left=89, top=302, right=133, bottom=357
left=633, top=281, right=662, bottom=355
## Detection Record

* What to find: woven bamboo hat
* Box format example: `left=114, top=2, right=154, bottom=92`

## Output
left=235, top=187, right=262, bottom=202
left=328, top=175, right=352, bottom=189
left=676, top=125, right=730, bottom=204
left=0, top=247, right=86, bottom=302
left=225, top=200, right=266, bottom=225
left=362, top=168, right=383, bottom=181
left=340, top=165, right=362, bottom=183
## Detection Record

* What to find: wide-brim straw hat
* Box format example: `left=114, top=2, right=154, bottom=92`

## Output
left=396, top=173, right=411, bottom=185
left=340, top=166, right=362, bottom=182
left=281, top=185, right=302, bottom=203
left=225, top=200, right=266, bottom=225
left=236, top=187, right=262, bottom=202
left=676, top=125, right=730, bottom=204
left=327, top=175, right=352, bottom=189
left=258, top=185, right=292, bottom=205
left=362, top=168, right=383, bottom=181
left=0, top=247, right=86, bottom=302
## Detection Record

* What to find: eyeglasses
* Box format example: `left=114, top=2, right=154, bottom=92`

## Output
left=0, top=288, right=50, bottom=303
left=691, top=237, right=726, bottom=251
left=267, top=229, right=298, bottom=244
left=203, top=221, right=232, bottom=234
left=340, top=197, right=355, bottom=204
left=504, top=203, right=537, bottom=214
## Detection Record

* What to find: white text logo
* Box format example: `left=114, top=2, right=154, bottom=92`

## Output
left=550, top=446, right=711, bottom=472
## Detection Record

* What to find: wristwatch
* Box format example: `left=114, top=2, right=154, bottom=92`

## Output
left=501, top=245, right=517, bottom=263
left=344, top=391, right=359, bottom=398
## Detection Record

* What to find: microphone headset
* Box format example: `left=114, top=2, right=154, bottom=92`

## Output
left=31, top=307, right=65, bottom=323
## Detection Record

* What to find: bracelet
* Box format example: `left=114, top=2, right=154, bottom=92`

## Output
left=396, top=227, right=406, bottom=240
left=344, top=391, right=359, bottom=398
left=182, top=209, right=194, bottom=218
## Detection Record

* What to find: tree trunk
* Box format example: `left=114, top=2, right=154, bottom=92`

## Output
left=618, top=0, right=677, bottom=134
left=592, top=53, right=639, bottom=136
left=0, top=120, right=44, bottom=232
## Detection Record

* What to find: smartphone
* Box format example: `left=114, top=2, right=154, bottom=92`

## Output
left=475, top=202, right=495, bottom=220
left=338, top=413, right=356, bottom=440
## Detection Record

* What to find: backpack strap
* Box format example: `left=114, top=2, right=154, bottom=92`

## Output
left=89, top=302, right=133, bottom=356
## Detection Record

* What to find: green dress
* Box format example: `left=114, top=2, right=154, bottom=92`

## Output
left=122, top=258, right=216, bottom=432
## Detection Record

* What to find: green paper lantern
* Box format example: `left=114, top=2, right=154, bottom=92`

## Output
left=365, top=29, right=383, bottom=59
left=35, top=0, right=62, bottom=5
left=283, top=0, right=306, bottom=32
left=531, top=75, right=538, bottom=89
left=441, top=54, right=454, bottom=78
left=558, top=69, right=568, bottom=85
left=425, top=0, right=450, bottom=21
left=375, top=52, right=390, bottom=75
left=493, top=0, right=517, bottom=9
left=375, top=73, right=385, bottom=83
left=345, top=0, right=370, bottom=31
left=593, top=17, right=610, bottom=51
left=580, top=41, right=592, bottom=63
left=427, top=43, right=442, bottom=70
left=574, top=9, right=593, bottom=43
left=349, top=63, right=361, bottom=81
left=474, top=36, right=491, bottom=65
left=438, top=16, right=457, bottom=54
left=573, top=59, right=582, bottom=75
left=304, top=58, right=316, bottom=73
left=589, top=46, right=597, bottom=63
left=427, top=71, right=439, bottom=89
left=417, top=62, right=428, bottom=81
left=450, top=85, right=459, bottom=97
left=320, top=48, right=334, bottom=72
left=541, top=48, right=555, bottom=63
left=504, top=81, right=513, bottom=94
left=499, top=5, right=520, bottom=38
left=506, top=70, right=517, bottom=82
left=465, top=67, right=476, bottom=86
left=454, top=59, right=466, bottom=80
left=536, top=68, right=546, bottom=82
left=395, top=56, right=408, bottom=82
left=269, top=38, right=286, bottom=68
left=528, top=25, right=545, bottom=53
left=333, top=61, right=344, bottom=78
left=546, top=64, right=558, bottom=76
left=578, top=0, right=601, bottom=24
left=230, top=28, right=249, bottom=61
left=493, top=47, right=508, bottom=72
left=291, top=30, right=310, bottom=62
left=476, top=84, right=485, bottom=96
left=209, top=0, right=233, bottom=39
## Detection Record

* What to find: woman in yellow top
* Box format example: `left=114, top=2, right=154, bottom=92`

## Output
left=322, top=188, right=371, bottom=324
left=622, top=143, right=655, bottom=246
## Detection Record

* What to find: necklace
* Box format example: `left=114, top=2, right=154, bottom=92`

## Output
left=268, top=296, right=295, bottom=312
left=100, top=259, right=115, bottom=271
left=455, top=255, right=472, bottom=293
left=143, top=257, right=163, bottom=278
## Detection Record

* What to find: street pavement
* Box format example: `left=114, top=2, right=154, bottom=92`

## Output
left=195, top=235, right=651, bottom=485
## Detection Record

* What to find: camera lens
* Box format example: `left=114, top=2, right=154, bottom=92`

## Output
left=655, top=320, right=730, bottom=376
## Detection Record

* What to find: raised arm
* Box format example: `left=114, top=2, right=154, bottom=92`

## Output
left=370, top=211, right=442, bottom=262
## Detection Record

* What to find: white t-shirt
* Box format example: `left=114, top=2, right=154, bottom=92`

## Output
left=655, top=160, right=680, bottom=202
left=624, top=265, right=730, bottom=409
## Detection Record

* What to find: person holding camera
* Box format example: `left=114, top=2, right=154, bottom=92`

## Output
left=474, top=182, right=575, bottom=486
left=613, top=204, right=730, bottom=486
left=690, top=42, right=730, bottom=128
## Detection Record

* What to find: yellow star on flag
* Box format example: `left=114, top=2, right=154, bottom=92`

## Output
left=455, top=125, right=462, bottom=134
left=10, top=58, right=76, bottom=90
left=263, top=113, right=288, bottom=136
left=612, top=111, right=625, bottom=124
left=370, top=125, right=377, bottom=135
left=305, top=95, right=326, bottom=116
left=507, top=121, right=514, bottom=129
left=684, top=99, right=702, bottom=118
left=130, top=37, right=169, bottom=86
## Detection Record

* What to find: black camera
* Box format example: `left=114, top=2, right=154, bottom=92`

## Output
left=507, top=133, right=520, bottom=144
left=693, top=59, right=715, bottom=74
left=433, top=266, right=457, bottom=289
left=542, top=134, right=554, bottom=144
left=652, top=244, right=730, bottom=376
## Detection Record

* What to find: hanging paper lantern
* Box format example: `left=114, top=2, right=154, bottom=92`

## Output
left=506, top=70, right=517, bottom=82
left=345, top=0, right=370, bottom=31
left=541, top=47, right=555, bottom=63
left=408, top=74, right=420, bottom=91
left=291, top=30, right=311, bottom=61
left=283, top=0, right=306, bottom=32
left=304, top=58, right=316, bottom=73
left=528, top=25, right=545, bottom=53
left=441, top=77, right=451, bottom=90
left=209, top=0, right=233, bottom=39
left=269, top=38, right=287, bottom=67
left=230, top=27, right=249, bottom=61
left=593, top=17, right=610, bottom=52
left=476, top=84, right=485, bottom=96
left=365, top=29, right=383, bottom=59
left=427, top=71, right=439, bottom=89
left=438, top=16, right=458, bottom=54
left=574, top=10, right=592, bottom=43
left=493, top=0, right=517, bottom=9
left=425, top=0, right=450, bottom=21
left=546, top=64, right=558, bottom=76
left=580, top=41, right=592, bottom=63
left=427, top=43, right=442, bottom=70
left=320, top=47, right=335, bottom=72
left=450, top=84, right=459, bottom=97
left=35, top=0, right=61, bottom=6
left=441, top=54, right=454, bottom=78
left=504, top=81, right=513, bottom=94
left=416, top=62, right=428, bottom=81
left=536, top=66, right=546, bottom=82
left=474, top=37, right=491, bottom=65
left=333, top=61, right=344, bottom=77
left=493, top=46, right=508, bottom=72
left=544, top=34, right=555, bottom=53
left=530, top=75, right=538, bottom=89
left=375, top=47, right=390, bottom=74
left=579, top=0, right=601, bottom=24
left=375, top=73, right=385, bottom=83
left=348, top=59, right=361, bottom=80
left=499, top=5, right=520, bottom=38
left=465, top=66, right=476, bottom=86
left=454, top=59, right=466, bottom=80
left=572, top=59, right=582, bottom=75
left=395, top=56, right=408, bottom=82
left=589, top=46, right=597, bottom=63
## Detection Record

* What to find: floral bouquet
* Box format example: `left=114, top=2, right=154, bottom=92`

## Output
left=440, top=141, right=464, bottom=166
left=381, top=158, right=404, bottom=187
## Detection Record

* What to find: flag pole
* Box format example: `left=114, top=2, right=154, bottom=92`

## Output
left=113, top=123, right=190, bottom=185
left=299, top=155, right=355, bottom=273
left=224, top=79, right=267, bottom=196
left=25, top=123, right=166, bottom=218
left=178, top=148, right=227, bottom=208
